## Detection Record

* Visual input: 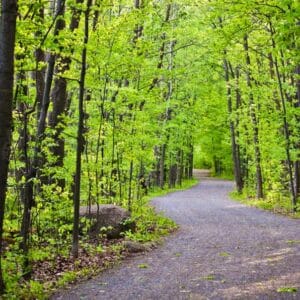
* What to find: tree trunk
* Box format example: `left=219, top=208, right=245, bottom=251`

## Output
left=223, top=58, right=243, bottom=193
left=34, top=5, right=46, bottom=121
left=269, top=24, right=297, bottom=210
left=49, top=0, right=84, bottom=188
left=128, top=160, right=134, bottom=211
left=176, top=149, right=183, bottom=185
left=20, top=0, right=66, bottom=276
left=169, top=163, right=177, bottom=188
left=234, top=68, right=246, bottom=183
left=295, top=65, right=300, bottom=198
left=243, top=35, right=263, bottom=199
left=72, top=0, right=92, bottom=258
left=0, top=0, right=17, bottom=293
left=159, top=144, right=166, bottom=188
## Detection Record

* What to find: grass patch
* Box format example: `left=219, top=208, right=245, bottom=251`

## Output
left=230, top=191, right=300, bottom=219
left=137, top=263, right=149, bottom=269
left=201, top=274, right=215, bottom=281
left=219, top=252, right=230, bottom=257
left=277, top=287, right=298, bottom=293
left=286, top=240, right=300, bottom=245
left=212, top=173, right=234, bottom=180
left=146, top=178, right=199, bottom=199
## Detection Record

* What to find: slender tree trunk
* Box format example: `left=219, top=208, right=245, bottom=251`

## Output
left=20, top=0, right=66, bottom=276
left=35, top=6, right=46, bottom=121
left=189, top=142, right=194, bottom=179
left=243, top=35, right=263, bottom=199
left=184, top=141, right=193, bottom=179
left=155, top=147, right=160, bottom=186
left=72, top=0, right=92, bottom=258
left=49, top=0, right=84, bottom=188
left=169, top=163, right=177, bottom=188
left=176, top=149, right=183, bottom=186
left=128, top=160, right=134, bottom=211
left=0, top=0, right=17, bottom=293
left=117, top=151, right=122, bottom=200
left=223, top=58, right=243, bottom=193
left=234, top=68, right=245, bottom=182
left=148, top=4, right=171, bottom=92
left=159, top=144, right=166, bottom=188
left=159, top=6, right=174, bottom=189
left=295, top=65, right=300, bottom=198
left=269, top=25, right=297, bottom=210
left=15, top=69, right=29, bottom=203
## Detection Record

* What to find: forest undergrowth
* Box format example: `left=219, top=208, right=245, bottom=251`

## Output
left=2, top=179, right=197, bottom=300
left=230, top=190, right=300, bottom=219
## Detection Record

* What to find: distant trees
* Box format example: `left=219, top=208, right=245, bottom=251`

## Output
left=207, top=0, right=300, bottom=208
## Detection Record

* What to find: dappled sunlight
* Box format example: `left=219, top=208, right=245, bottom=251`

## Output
left=243, top=247, right=295, bottom=266
left=217, top=272, right=300, bottom=299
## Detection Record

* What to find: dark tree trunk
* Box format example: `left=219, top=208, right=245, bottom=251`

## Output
left=0, top=0, right=17, bottom=293
left=159, top=144, right=166, bottom=188
left=295, top=65, right=300, bottom=198
left=34, top=5, right=46, bottom=121
left=269, top=24, right=297, bottom=210
left=117, top=151, right=122, bottom=200
left=148, top=4, right=171, bottom=92
left=184, top=142, right=193, bottom=179
left=15, top=69, right=29, bottom=203
left=176, top=149, right=183, bottom=185
left=49, top=0, right=84, bottom=188
left=243, top=35, right=263, bottom=199
left=223, top=58, right=243, bottom=193
left=234, top=68, right=246, bottom=183
left=72, top=0, right=92, bottom=258
left=128, top=160, right=134, bottom=211
left=20, top=0, right=66, bottom=276
left=169, top=163, right=177, bottom=188
left=35, top=47, right=45, bottom=120
left=268, top=53, right=281, bottom=110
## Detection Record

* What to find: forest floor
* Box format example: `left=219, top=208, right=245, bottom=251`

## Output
left=52, top=172, right=300, bottom=300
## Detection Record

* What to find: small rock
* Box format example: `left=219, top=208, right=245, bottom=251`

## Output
left=123, top=241, right=150, bottom=253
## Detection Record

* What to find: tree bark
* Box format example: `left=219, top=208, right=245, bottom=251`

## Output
left=48, top=0, right=84, bottom=188
left=223, top=58, right=243, bottom=193
left=20, top=0, right=66, bottom=276
left=269, top=24, right=297, bottom=210
left=243, top=35, right=264, bottom=199
left=128, top=160, right=134, bottom=211
left=35, top=5, right=46, bottom=121
left=72, top=0, right=92, bottom=258
left=188, top=143, right=194, bottom=179
left=159, top=144, right=166, bottom=188
left=0, top=0, right=17, bottom=293
left=295, top=65, right=300, bottom=198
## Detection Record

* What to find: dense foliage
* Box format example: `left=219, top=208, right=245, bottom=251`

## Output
left=0, top=0, right=299, bottom=297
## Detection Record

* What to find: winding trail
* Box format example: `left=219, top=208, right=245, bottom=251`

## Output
left=53, top=173, right=300, bottom=299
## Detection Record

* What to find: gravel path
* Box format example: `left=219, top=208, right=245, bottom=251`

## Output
left=53, top=177, right=300, bottom=300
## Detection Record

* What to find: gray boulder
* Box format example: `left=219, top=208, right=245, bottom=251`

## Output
left=122, top=240, right=157, bottom=253
left=80, top=204, right=135, bottom=239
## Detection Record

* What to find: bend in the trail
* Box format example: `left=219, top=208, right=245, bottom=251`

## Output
left=53, top=172, right=300, bottom=300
